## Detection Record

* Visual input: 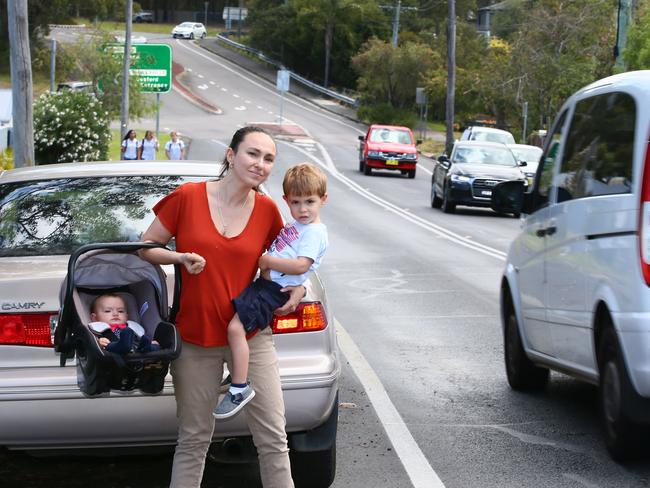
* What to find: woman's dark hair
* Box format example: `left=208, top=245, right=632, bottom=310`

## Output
left=122, top=129, right=135, bottom=141
left=217, top=126, right=274, bottom=179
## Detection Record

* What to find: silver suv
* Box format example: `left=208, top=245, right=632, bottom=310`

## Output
left=492, top=71, right=650, bottom=461
left=0, top=161, right=339, bottom=486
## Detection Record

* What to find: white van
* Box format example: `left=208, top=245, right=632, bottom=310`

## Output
left=491, top=70, right=650, bottom=461
left=460, top=126, right=515, bottom=145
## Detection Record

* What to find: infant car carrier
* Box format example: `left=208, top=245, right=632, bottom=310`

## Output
left=54, top=243, right=181, bottom=397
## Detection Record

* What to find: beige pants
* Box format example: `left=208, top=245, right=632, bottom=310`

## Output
left=169, top=327, right=294, bottom=488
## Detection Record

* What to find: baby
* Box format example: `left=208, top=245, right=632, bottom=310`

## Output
left=89, top=293, right=160, bottom=354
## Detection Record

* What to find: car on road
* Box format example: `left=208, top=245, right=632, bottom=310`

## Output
left=358, top=124, right=420, bottom=178
left=57, top=81, right=94, bottom=94
left=0, top=161, right=339, bottom=487
left=507, top=143, right=543, bottom=189
left=172, top=22, right=207, bottom=39
left=459, top=126, right=516, bottom=145
left=491, top=70, right=650, bottom=461
left=133, top=11, right=154, bottom=23
left=430, top=141, right=527, bottom=215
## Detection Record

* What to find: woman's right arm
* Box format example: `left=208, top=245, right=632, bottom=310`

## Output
left=140, top=217, right=206, bottom=274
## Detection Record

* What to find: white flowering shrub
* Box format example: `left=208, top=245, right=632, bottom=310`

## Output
left=33, top=91, right=111, bottom=165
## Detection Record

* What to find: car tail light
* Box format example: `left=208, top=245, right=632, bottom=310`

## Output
left=271, top=302, right=328, bottom=334
left=0, top=313, right=55, bottom=347
left=639, top=138, right=650, bottom=286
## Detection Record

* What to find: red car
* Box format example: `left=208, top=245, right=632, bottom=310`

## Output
left=358, top=124, right=420, bottom=178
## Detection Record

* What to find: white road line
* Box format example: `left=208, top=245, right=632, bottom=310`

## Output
left=279, top=140, right=507, bottom=260
left=335, top=319, right=446, bottom=488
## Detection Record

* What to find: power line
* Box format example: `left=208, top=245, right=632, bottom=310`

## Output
left=380, top=0, right=418, bottom=47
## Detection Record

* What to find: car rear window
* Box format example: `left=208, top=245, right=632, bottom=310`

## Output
left=0, top=175, right=209, bottom=257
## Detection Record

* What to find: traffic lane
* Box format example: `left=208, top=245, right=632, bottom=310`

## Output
left=314, top=155, right=650, bottom=486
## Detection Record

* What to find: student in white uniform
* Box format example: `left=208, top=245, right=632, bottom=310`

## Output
left=165, top=131, right=186, bottom=160
left=140, top=130, right=159, bottom=161
left=121, top=129, right=141, bottom=160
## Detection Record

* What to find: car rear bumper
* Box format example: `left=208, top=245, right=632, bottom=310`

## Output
left=366, top=158, right=416, bottom=171
left=0, top=362, right=339, bottom=450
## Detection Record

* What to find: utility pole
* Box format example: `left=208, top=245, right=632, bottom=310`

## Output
left=380, top=1, right=417, bottom=48
left=8, top=0, right=34, bottom=167
left=50, top=39, right=56, bottom=92
left=120, top=0, right=133, bottom=140
left=445, top=0, right=456, bottom=155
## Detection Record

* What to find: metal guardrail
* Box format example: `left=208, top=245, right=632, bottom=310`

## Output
left=216, top=34, right=358, bottom=107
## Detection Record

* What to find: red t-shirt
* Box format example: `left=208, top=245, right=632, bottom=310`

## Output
left=153, top=181, right=283, bottom=347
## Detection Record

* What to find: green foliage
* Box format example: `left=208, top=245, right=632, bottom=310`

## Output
left=356, top=103, right=417, bottom=127
left=624, top=3, right=650, bottom=69
left=353, top=38, right=437, bottom=109
left=1, top=148, right=13, bottom=170
left=33, top=90, right=111, bottom=164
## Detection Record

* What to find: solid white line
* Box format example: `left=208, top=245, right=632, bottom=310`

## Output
left=335, top=319, right=446, bottom=488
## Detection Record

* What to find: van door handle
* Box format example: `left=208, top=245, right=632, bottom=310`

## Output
left=546, top=226, right=557, bottom=236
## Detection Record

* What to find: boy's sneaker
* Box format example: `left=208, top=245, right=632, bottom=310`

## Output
left=213, top=383, right=256, bottom=420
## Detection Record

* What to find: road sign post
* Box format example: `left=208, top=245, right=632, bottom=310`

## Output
left=276, top=69, right=290, bottom=126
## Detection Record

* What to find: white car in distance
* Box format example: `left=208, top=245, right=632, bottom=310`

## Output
left=172, top=22, right=207, bottom=39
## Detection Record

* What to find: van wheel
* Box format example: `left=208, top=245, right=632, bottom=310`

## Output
left=291, top=444, right=336, bottom=488
left=190, top=33, right=195, bottom=40
left=504, top=293, right=549, bottom=390
left=364, top=164, right=372, bottom=176
left=407, top=169, right=416, bottom=179
left=598, top=326, right=639, bottom=461
left=441, top=187, right=456, bottom=214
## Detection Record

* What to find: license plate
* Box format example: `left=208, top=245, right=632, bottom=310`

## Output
left=386, top=159, right=398, bottom=166
left=481, top=190, right=492, bottom=196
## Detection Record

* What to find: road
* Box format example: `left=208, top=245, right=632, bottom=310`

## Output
left=11, top=32, right=650, bottom=488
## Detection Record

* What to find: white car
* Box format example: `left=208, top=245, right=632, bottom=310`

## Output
left=507, top=143, right=543, bottom=188
left=491, top=70, right=650, bottom=461
left=172, top=22, right=207, bottom=39
left=0, top=161, right=339, bottom=487
left=460, top=126, right=516, bottom=145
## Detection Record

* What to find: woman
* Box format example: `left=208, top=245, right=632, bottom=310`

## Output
left=121, top=129, right=141, bottom=160
left=140, top=126, right=300, bottom=488
left=139, top=130, right=159, bottom=161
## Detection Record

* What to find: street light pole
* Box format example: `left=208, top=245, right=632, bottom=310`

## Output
left=120, top=0, right=133, bottom=140
left=204, top=2, right=209, bottom=26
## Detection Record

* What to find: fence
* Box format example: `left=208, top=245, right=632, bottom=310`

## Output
left=216, top=34, right=358, bottom=107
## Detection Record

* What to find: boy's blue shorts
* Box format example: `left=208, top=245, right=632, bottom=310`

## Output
left=232, top=278, right=290, bottom=333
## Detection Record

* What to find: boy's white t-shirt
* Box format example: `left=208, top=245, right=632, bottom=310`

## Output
left=121, top=138, right=141, bottom=159
left=165, top=139, right=185, bottom=160
left=268, top=220, right=328, bottom=288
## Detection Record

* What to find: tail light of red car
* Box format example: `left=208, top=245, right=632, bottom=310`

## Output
left=271, top=301, right=328, bottom=334
left=0, top=313, right=55, bottom=347
left=639, top=137, right=650, bottom=286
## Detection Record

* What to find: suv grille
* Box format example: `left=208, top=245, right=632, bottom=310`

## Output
left=472, top=179, right=503, bottom=199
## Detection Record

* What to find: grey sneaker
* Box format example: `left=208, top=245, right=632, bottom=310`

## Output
left=213, top=384, right=256, bottom=420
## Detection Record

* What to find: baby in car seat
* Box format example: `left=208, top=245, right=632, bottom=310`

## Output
left=89, top=293, right=160, bottom=354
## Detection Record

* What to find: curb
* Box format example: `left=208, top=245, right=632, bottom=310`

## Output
left=172, top=61, right=222, bottom=115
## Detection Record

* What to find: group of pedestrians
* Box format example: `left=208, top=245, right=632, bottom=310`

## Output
left=121, top=129, right=187, bottom=161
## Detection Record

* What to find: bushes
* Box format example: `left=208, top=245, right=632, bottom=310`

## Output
left=33, top=90, right=111, bottom=164
left=356, top=103, right=417, bottom=127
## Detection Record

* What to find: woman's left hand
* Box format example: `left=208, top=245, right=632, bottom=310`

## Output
left=274, top=285, right=306, bottom=316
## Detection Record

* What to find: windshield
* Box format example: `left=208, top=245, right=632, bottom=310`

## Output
left=453, top=146, right=517, bottom=166
left=0, top=175, right=209, bottom=257
left=179, top=22, right=194, bottom=27
left=510, top=146, right=542, bottom=163
left=369, top=128, right=413, bottom=145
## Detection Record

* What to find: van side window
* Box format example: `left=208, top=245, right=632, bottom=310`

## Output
left=534, top=110, right=567, bottom=211
left=555, top=92, right=635, bottom=202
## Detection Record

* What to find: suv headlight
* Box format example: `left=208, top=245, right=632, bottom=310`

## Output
left=403, top=153, right=417, bottom=160
left=368, top=151, right=382, bottom=158
left=451, top=174, right=471, bottom=183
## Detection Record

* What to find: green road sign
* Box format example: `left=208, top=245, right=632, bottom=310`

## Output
left=107, top=43, right=172, bottom=93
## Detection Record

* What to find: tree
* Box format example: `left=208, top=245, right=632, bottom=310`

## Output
left=623, top=2, right=650, bottom=69
left=352, top=37, right=436, bottom=124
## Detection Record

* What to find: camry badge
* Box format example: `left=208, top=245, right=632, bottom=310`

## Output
left=1, top=302, right=46, bottom=311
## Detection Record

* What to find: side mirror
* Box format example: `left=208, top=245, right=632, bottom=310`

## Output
left=358, top=135, right=365, bottom=141
left=437, top=154, right=449, bottom=163
left=518, top=160, right=527, bottom=167
left=491, top=180, right=530, bottom=215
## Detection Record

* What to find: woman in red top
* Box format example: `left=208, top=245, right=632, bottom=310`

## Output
left=140, top=126, right=303, bottom=488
